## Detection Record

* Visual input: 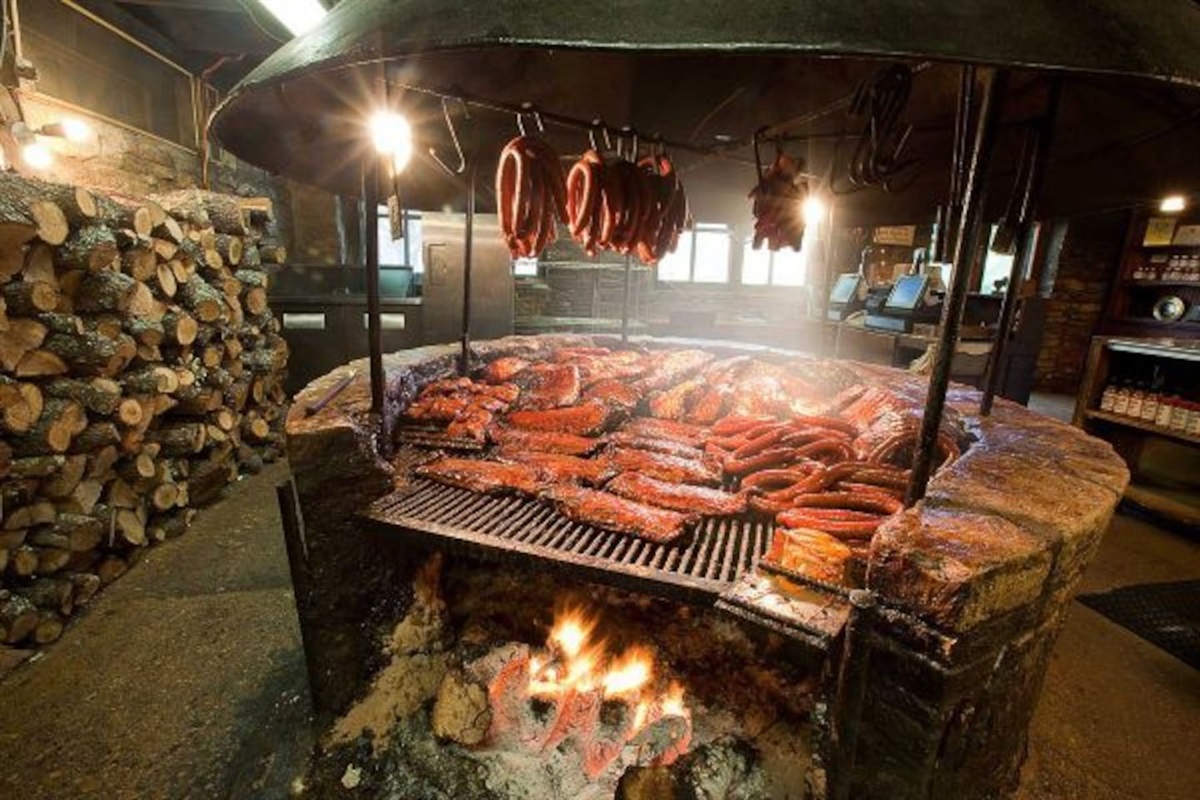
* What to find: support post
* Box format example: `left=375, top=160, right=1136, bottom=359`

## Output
left=906, top=68, right=1009, bottom=506
left=620, top=254, right=632, bottom=342
left=829, top=589, right=875, bottom=800
left=364, top=154, right=385, bottom=415
left=460, top=160, right=477, bottom=375
left=980, top=79, right=1061, bottom=416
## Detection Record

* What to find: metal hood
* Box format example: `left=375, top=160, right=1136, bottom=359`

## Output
left=210, top=0, right=1200, bottom=220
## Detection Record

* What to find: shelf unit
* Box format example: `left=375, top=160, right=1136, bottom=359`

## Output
left=1103, top=211, right=1200, bottom=337
left=1075, top=336, right=1200, bottom=528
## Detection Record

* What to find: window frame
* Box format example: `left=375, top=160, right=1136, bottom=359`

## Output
left=657, top=222, right=734, bottom=284
left=376, top=206, right=424, bottom=271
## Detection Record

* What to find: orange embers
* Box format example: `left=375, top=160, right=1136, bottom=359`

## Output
left=487, top=607, right=692, bottom=779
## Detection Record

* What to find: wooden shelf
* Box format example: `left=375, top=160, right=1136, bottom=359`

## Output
left=1123, top=483, right=1200, bottom=527
left=1084, top=409, right=1200, bottom=447
left=1122, top=280, right=1200, bottom=288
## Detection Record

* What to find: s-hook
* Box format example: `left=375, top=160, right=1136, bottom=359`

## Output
left=517, top=103, right=545, bottom=137
left=430, top=96, right=468, bottom=177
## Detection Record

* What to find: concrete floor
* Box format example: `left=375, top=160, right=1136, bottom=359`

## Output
left=0, top=461, right=1197, bottom=799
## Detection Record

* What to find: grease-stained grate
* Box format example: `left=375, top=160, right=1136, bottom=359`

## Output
left=360, top=479, right=775, bottom=602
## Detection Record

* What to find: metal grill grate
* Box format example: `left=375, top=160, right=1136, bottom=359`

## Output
left=361, top=479, right=775, bottom=602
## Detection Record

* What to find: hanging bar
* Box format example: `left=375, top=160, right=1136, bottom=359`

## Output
left=980, top=78, right=1061, bottom=416
left=364, top=154, right=385, bottom=414
left=620, top=254, right=633, bottom=342
left=460, top=159, right=477, bottom=375
left=906, top=68, right=1009, bottom=506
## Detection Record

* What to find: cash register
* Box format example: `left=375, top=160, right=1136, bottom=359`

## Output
left=865, top=273, right=937, bottom=333
left=826, top=273, right=866, bottom=321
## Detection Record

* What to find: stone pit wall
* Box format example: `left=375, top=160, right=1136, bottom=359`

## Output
left=285, top=335, right=1128, bottom=800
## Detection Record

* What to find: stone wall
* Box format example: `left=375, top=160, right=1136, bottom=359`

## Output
left=1034, top=212, right=1127, bottom=392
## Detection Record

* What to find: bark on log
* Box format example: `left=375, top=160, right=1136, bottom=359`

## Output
left=11, top=399, right=84, bottom=455
left=153, top=190, right=246, bottom=234
left=69, top=422, right=121, bottom=454
left=147, top=423, right=207, bottom=456
left=40, top=454, right=87, bottom=499
left=0, top=376, right=43, bottom=435
left=161, top=310, right=198, bottom=345
left=42, top=377, right=121, bottom=415
left=1, top=594, right=39, bottom=644
left=123, top=365, right=179, bottom=394
left=3, top=280, right=60, bottom=315
left=43, top=331, right=127, bottom=377
left=177, top=278, right=224, bottom=322
left=58, top=225, right=119, bottom=272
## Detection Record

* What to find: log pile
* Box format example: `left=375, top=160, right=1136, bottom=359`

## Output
left=0, top=174, right=288, bottom=650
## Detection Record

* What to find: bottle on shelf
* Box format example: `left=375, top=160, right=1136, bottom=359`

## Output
left=1188, top=402, right=1200, bottom=437
left=1127, top=384, right=1145, bottom=419
left=1156, top=396, right=1176, bottom=427
left=1112, top=382, right=1131, bottom=415
left=1171, top=399, right=1190, bottom=432
left=1141, top=390, right=1160, bottom=422
left=1100, top=384, right=1117, bottom=412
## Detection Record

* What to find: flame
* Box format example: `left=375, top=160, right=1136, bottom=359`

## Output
left=528, top=608, right=689, bottom=733
left=660, top=682, right=687, bottom=718
left=602, top=648, right=653, bottom=698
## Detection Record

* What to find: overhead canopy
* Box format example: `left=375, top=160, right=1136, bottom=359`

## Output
left=211, top=0, right=1200, bottom=223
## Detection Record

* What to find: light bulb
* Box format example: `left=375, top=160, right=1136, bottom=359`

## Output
left=1160, top=195, right=1186, bottom=213
left=369, top=111, right=413, bottom=172
left=22, top=142, right=54, bottom=171
left=61, top=117, right=93, bottom=143
left=802, top=195, right=826, bottom=227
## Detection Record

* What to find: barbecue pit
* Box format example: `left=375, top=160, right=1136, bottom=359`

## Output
left=282, top=333, right=1128, bottom=799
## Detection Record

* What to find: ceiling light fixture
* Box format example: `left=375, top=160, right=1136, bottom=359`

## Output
left=254, top=0, right=327, bottom=38
left=369, top=111, right=414, bottom=172
left=802, top=195, right=827, bottom=227
left=21, top=142, right=54, bottom=171
left=40, top=117, right=94, bottom=143
left=1160, top=194, right=1187, bottom=213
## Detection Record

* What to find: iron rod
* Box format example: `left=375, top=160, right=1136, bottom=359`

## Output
left=621, top=254, right=632, bottom=342
left=274, top=480, right=324, bottom=714
left=364, top=154, right=385, bottom=414
left=981, top=79, right=1061, bottom=416
left=460, top=159, right=477, bottom=375
left=829, top=589, right=876, bottom=800
left=906, top=68, right=1009, bottom=506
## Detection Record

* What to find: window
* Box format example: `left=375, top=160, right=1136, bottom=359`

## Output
left=18, top=0, right=197, bottom=147
left=377, top=208, right=423, bottom=272
left=741, top=238, right=811, bottom=286
left=513, top=258, right=539, bottom=277
left=657, top=224, right=731, bottom=283
left=980, top=224, right=1019, bottom=294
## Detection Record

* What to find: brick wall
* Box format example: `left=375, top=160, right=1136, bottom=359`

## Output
left=1034, top=212, right=1127, bottom=392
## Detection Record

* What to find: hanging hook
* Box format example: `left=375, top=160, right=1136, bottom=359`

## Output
left=517, top=103, right=545, bottom=137
left=429, top=96, right=468, bottom=177
left=753, top=126, right=768, bottom=182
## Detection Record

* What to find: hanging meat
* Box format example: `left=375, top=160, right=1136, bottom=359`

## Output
left=748, top=150, right=808, bottom=251
left=565, top=148, right=690, bottom=264
left=496, top=135, right=569, bottom=258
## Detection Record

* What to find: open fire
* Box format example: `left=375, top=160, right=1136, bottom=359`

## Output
left=487, top=607, right=692, bottom=779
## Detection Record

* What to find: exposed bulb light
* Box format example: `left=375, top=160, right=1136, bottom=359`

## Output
left=802, top=195, right=827, bottom=227
left=254, top=0, right=327, bottom=37
left=22, top=142, right=54, bottom=171
left=1160, top=194, right=1186, bottom=213
left=369, top=111, right=413, bottom=172
left=60, top=117, right=93, bottom=143
left=39, top=117, right=95, bottom=143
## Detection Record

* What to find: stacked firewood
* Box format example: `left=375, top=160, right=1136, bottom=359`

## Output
left=0, top=174, right=288, bottom=649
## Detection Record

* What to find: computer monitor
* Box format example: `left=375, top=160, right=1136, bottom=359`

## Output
left=884, top=274, right=929, bottom=314
left=829, top=273, right=863, bottom=306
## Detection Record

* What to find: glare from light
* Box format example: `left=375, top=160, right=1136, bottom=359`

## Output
left=22, top=142, right=53, bottom=171
left=802, top=195, right=827, bottom=227
left=369, top=111, right=413, bottom=172
left=61, top=117, right=93, bottom=143
left=1160, top=194, right=1186, bottom=213
left=254, top=0, right=327, bottom=37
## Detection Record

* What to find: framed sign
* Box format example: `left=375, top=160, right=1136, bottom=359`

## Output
left=1143, top=217, right=1178, bottom=246
left=873, top=225, right=916, bottom=246
left=1172, top=224, right=1200, bottom=246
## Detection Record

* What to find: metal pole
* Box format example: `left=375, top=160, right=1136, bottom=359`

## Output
left=829, top=589, right=875, bottom=800
left=364, top=154, right=385, bottom=415
left=460, top=160, right=477, bottom=375
left=943, top=66, right=977, bottom=261
left=980, top=79, right=1061, bottom=416
left=620, top=254, right=632, bottom=342
left=906, top=68, right=1009, bottom=506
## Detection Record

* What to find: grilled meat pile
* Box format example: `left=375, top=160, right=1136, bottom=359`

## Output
left=397, top=346, right=964, bottom=571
